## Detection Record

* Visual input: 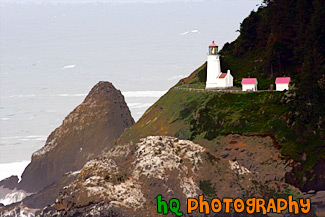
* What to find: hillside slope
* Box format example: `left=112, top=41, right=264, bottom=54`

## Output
left=117, top=72, right=323, bottom=191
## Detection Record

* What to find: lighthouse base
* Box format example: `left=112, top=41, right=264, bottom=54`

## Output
left=205, top=83, right=218, bottom=89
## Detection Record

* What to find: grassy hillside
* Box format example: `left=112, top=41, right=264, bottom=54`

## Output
left=117, top=64, right=323, bottom=191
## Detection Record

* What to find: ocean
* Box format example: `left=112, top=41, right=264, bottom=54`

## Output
left=0, top=0, right=260, bottom=181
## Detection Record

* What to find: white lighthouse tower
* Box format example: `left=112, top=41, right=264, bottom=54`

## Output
left=206, top=41, right=221, bottom=89
left=205, top=41, right=233, bottom=89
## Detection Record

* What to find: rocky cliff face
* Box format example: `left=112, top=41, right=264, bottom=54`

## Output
left=2, top=81, right=134, bottom=196
left=39, top=135, right=313, bottom=217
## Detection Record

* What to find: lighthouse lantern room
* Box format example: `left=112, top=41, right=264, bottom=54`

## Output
left=209, top=41, right=218, bottom=55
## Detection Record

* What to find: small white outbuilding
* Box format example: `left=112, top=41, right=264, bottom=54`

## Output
left=241, top=78, right=258, bottom=91
left=275, top=77, right=291, bottom=91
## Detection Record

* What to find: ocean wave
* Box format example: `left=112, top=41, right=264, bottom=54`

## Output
left=45, top=110, right=57, bottom=113
left=168, top=75, right=185, bottom=80
left=0, top=190, right=29, bottom=206
left=0, top=161, right=30, bottom=182
left=128, top=103, right=153, bottom=109
left=1, top=135, right=47, bottom=142
left=63, top=65, right=76, bottom=69
left=26, top=135, right=44, bottom=138
left=8, top=94, right=36, bottom=98
left=127, top=103, right=141, bottom=107
left=179, top=31, right=189, bottom=35
left=4, top=92, right=165, bottom=99
left=56, top=93, right=87, bottom=97
left=179, top=29, right=200, bottom=35
left=122, top=91, right=167, bottom=98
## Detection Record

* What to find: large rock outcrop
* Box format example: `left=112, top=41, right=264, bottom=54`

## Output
left=11, top=81, right=134, bottom=194
left=40, top=136, right=314, bottom=217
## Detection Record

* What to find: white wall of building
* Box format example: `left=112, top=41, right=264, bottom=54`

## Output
left=215, top=74, right=234, bottom=88
left=276, top=83, right=289, bottom=91
left=227, top=71, right=233, bottom=88
left=216, top=78, right=226, bottom=88
left=242, top=84, right=257, bottom=91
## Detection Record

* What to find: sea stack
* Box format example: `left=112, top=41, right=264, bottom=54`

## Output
left=7, top=81, right=134, bottom=194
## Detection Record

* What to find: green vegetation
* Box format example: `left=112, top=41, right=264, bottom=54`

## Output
left=175, top=62, right=207, bottom=89
left=189, top=92, right=287, bottom=140
left=199, top=180, right=215, bottom=197
left=273, top=185, right=303, bottom=201
left=221, top=0, right=325, bottom=139
left=221, top=0, right=325, bottom=191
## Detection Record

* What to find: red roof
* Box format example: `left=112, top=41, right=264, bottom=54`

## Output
left=209, top=41, right=218, bottom=47
left=241, top=78, right=257, bottom=85
left=275, top=77, right=290, bottom=84
left=218, top=73, right=227, bottom=79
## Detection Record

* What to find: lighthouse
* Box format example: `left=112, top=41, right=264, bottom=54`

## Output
left=206, top=41, right=220, bottom=89
left=205, top=41, right=233, bottom=89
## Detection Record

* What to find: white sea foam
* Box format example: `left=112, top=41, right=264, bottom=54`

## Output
left=45, top=110, right=57, bottom=113
left=1, top=135, right=46, bottom=140
left=56, top=93, right=87, bottom=97
left=55, top=91, right=167, bottom=98
left=5, top=92, right=165, bottom=99
left=127, top=103, right=141, bottom=107
left=122, top=91, right=167, bottom=98
left=128, top=103, right=153, bottom=109
left=179, top=30, right=199, bottom=35
left=63, top=64, right=76, bottom=69
left=0, top=191, right=28, bottom=206
left=9, top=94, right=36, bottom=98
left=0, top=161, right=30, bottom=182
left=179, top=31, right=189, bottom=35
left=65, top=170, right=81, bottom=176
left=1, top=135, right=47, bottom=143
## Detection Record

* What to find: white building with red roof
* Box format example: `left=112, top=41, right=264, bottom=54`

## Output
left=241, top=78, right=258, bottom=91
left=206, top=41, right=233, bottom=89
left=275, top=77, right=291, bottom=91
